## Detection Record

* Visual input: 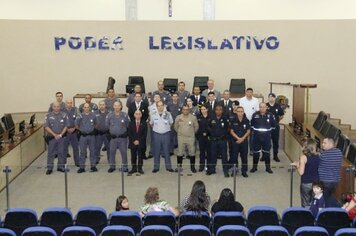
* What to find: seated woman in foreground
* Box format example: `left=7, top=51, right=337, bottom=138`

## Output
left=211, top=188, right=244, bottom=215
left=141, top=186, right=179, bottom=216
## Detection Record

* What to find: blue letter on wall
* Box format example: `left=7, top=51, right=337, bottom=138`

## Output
left=54, top=37, right=66, bottom=50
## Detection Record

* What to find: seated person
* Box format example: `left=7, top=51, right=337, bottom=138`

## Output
left=181, top=180, right=210, bottom=212
left=211, top=188, right=244, bottom=215
left=342, top=193, right=356, bottom=220
left=310, top=181, right=325, bottom=218
left=141, top=187, right=179, bottom=216
left=115, top=195, right=130, bottom=211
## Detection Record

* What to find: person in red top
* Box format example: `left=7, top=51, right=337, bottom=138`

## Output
left=342, top=193, right=356, bottom=220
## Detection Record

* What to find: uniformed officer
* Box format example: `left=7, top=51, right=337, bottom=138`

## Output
left=266, top=93, right=285, bottom=162
left=105, top=88, right=120, bottom=113
left=177, top=81, right=190, bottom=106
left=207, top=104, right=230, bottom=177
left=152, top=80, right=172, bottom=104
left=64, top=99, right=80, bottom=167
left=174, top=103, right=199, bottom=173
left=250, top=102, right=276, bottom=174
left=48, top=92, right=65, bottom=112
left=186, top=98, right=199, bottom=116
left=150, top=100, right=174, bottom=173
left=75, top=103, right=98, bottom=173
left=230, top=106, right=251, bottom=177
left=218, top=90, right=234, bottom=119
left=167, top=93, right=181, bottom=154
left=95, top=100, right=110, bottom=164
left=44, top=102, right=69, bottom=175
left=196, top=104, right=210, bottom=172
left=79, top=94, right=98, bottom=113
left=106, top=101, right=130, bottom=173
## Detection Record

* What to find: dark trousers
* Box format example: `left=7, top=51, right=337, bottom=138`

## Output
left=208, top=139, right=228, bottom=174
left=197, top=135, right=209, bottom=168
left=65, top=132, right=79, bottom=166
left=230, top=140, right=248, bottom=174
left=95, top=133, right=110, bottom=162
left=271, top=125, right=280, bottom=157
left=130, top=146, right=144, bottom=170
left=252, top=132, right=271, bottom=169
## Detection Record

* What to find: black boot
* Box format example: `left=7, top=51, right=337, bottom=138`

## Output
left=128, top=165, right=137, bottom=175
left=250, top=153, right=259, bottom=173
left=265, top=154, right=273, bottom=173
left=138, top=165, right=144, bottom=174
left=190, top=156, right=197, bottom=173
left=175, top=156, right=183, bottom=172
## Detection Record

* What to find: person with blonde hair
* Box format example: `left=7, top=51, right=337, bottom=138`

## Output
left=140, top=187, right=179, bottom=216
left=291, top=138, right=320, bottom=207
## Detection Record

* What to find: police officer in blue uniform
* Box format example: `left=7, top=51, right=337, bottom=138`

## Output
left=79, top=94, right=98, bottom=113
left=150, top=100, right=174, bottom=173
left=106, top=101, right=130, bottom=173
left=230, top=106, right=251, bottom=177
left=105, top=89, right=120, bottom=113
left=48, top=92, right=66, bottom=112
left=44, top=102, right=69, bottom=175
left=250, top=102, right=276, bottom=174
left=64, top=99, right=80, bottom=167
left=196, top=104, right=210, bottom=172
left=75, top=103, right=98, bottom=173
left=95, top=100, right=110, bottom=164
left=152, top=80, right=172, bottom=104
left=207, top=104, right=230, bottom=177
left=266, top=93, right=285, bottom=162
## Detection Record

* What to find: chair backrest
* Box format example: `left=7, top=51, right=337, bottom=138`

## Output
left=0, top=228, right=17, bottom=236
left=281, top=207, right=315, bottom=235
left=22, top=226, right=57, bottom=236
left=163, top=78, right=178, bottom=94
left=229, top=79, right=246, bottom=95
left=178, top=225, right=210, bottom=236
left=255, top=225, right=289, bottom=236
left=293, top=226, right=329, bottom=236
left=75, top=207, right=107, bottom=235
left=216, top=225, right=250, bottom=236
left=326, top=124, right=341, bottom=142
left=347, top=143, right=356, bottom=166
left=178, top=211, right=210, bottom=229
left=193, top=76, right=209, bottom=93
left=143, top=211, right=176, bottom=233
left=320, top=120, right=331, bottom=137
left=337, top=134, right=351, bottom=156
left=313, top=111, right=327, bottom=131
left=127, top=76, right=145, bottom=93
left=316, top=208, right=351, bottom=236
left=4, top=208, right=38, bottom=236
left=140, top=225, right=173, bottom=236
left=61, top=226, right=96, bottom=236
left=212, top=211, right=245, bottom=234
left=247, top=206, right=279, bottom=234
left=40, top=208, right=73, bottom=236
left=334, top=228, right=356, bottom=236
left=101, top=226, right=135, bottom=236
left=109, top=211, right=142, bottom=234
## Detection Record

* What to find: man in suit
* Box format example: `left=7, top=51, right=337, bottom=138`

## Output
left=128, top=93, right=149, bottom=122
left=190, top=86, right=206, bottom=106
left=125, top=84, right=149, bottom=108
left=206, top=91, right=217, bottom=117
left=218, top=90, right=234, bottom=119
left=202, top=79, right=221, bottom=102
left=128, top=110, right=147, bottom=175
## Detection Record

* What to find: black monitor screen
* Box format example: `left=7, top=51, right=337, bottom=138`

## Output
left=1, top=114, right=15, bottom=131
left=128, top=76, right=144, bottom=84
left=29, top=114, right=36, bottom=127
left=347, top=144, right=356, bottom=165
left=0, top=123, right=4, bottom=144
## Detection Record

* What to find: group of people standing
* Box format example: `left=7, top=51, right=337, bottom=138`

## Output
left=44, top=79, right=285, bottom=178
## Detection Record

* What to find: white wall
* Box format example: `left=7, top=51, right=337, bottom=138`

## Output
left=1, top=0, right=356, bottom=20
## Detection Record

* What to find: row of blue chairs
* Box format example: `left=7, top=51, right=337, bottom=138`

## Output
left=0, top=206, right=354, bottom=236
left=2, top=225, right=356, bottom=236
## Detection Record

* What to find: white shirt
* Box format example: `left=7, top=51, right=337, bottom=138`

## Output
left=239, top=96, right=259, bottom=121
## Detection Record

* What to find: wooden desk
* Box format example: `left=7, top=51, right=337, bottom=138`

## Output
left=284, top=124, right=354, bottom=200
left=0, top=125, right=45, bottom=191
